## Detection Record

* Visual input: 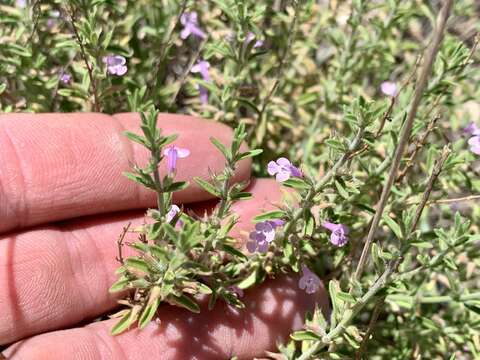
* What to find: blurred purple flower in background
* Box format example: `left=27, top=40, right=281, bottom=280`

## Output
left=464, top=122, right=480, bottom=136
left=103, top=55, right=127, bottom=76
left=59, top=72, right=72, bottom=85
left=380, top=81, right=398, bottom=97
left=47, top=10, right=60, bottom=28
left=245, top=32, right=263, bottom=48
left=267, top=157, right=302, bottom=182
left=468, top=136, right=480, bottom=155
left=191, top=59, right=211, bottom=104
left=163, top=145, right=190, bottom=173
left=180, top=12, right=206, bottom=40
left=16, top=0, right=26, bottom=8
left=298, top=265, right=321, bottom=294
left=322, top=222, right=349, bottom=247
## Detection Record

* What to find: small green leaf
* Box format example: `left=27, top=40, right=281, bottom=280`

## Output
left=164, top=181, right=189, bottom=193
left=282, top=177, right=310, bottom=190
left=138, top=286, right=161, bottom=329
left=334, top=180, right=349, bottom=199
left=194, top=177, right=220, bottom=197
left=336, top=291, right=356, bottom=303
left=290, top=330, right=321, bottom=341
left=237, top=149, right=263, bottom=160
left=111, top=305, right=141, bottom=335
left=253, top=210, right=285, bottom=222
left=125, top=257, right=150, bottom=273
left=382, top=214, right=403, bottom=240
left=222, top=244, right=248, bottom=260
left=109, top=275, right=129, bottom=293
left=210, top=137, right=231, bottom=160
left=169, top=294, right=200, bottom=313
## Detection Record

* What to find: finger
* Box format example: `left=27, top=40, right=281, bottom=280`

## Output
left=0, top=179, right=307, bottom=345
left=4, top=275, right=328, bottom=360
left=0, top=112, right=251, bottom=234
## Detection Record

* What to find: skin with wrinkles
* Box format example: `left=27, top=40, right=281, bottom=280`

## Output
left=0, top=113, right=328, bottom=360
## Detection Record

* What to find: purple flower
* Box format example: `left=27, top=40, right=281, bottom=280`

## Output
left=180, top=11, right=206, bottom=40
left=464, top=122, right=480, bottom=136
left=322, top=222, right=349, bottom=247
left=247, top=220, right=284, bottom=253
left=380, top=81, right=398, bottom=97
left=16, top=0, right=26, bottom=8
left=468, top=136, right=480, bottom=155
left=163, top=145, right=190, bottom=174
left=267, top=157, right=302, bottom=182
left=298, top=265, right=321, bottom=294
left=166, top=205, right=180, bottom=222
left=191, top=59, right=211, bottom=104
left=191, top=60, right=210, bottom=81
left=59, top=72, right=72, bottom=85
left=166, top=204, right=184, bottom=227
left=102, top=55, right=128, bottom=76
left=47, top=10, right=60, bottom=28
left=245, top=32, right=263, bottom=48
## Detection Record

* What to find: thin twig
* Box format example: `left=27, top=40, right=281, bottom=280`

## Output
left=396, top=115, right=440, bottom=182
left=430, top=194, right=480, bottom=204
left=353, top=0, right=454, bottom=282
left=355, top=295, right=386, bottom=360
left=66, top=5, right=100, bottom=112
left=116, top=223, right=132, bottom=264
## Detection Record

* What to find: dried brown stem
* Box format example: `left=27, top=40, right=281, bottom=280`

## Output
left=116, top=223, right=132, bottom=264
left=354, top=0, right=454, bottom=282
left=396, top=115, right=440, bottom=182
left=67, top=5, right=100, bottom=112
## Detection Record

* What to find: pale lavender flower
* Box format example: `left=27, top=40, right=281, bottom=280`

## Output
left=464, top=122, right=480, bottom=136
left=102, top=55, right=128, bottom=76
left=191, top=59, right=211, bottom=104
left=380, top=81, right=398, bottom=97
left=247, top=220, right=284, bottom=253
left=191, top=60, right=210, bottom=81
left=166, top=204, right=183, bottom=226
left=47, top=10, right=60, bottom=28
left=245, top=32, right=263, bottom=48
left=468, top=136, right=480, bottom=155
left=180, top=11, right=206, bottom=40
left=322, top=222, right=349, bottom=247
left=163, top=145, right=190, bottom=173
left=267, top=157, right=302, bottom=182
left=59, top=72, right=72, bottom=85
left=298, top=265, right=321, bottom=294
left=16, top=0, right=26, bottom=8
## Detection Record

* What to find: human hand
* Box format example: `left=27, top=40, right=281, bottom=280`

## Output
left=0, top=113, right=328, bottom=359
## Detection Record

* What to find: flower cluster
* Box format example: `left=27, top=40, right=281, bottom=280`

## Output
left=103, top=55, right=128, bottom=76
left=247, top=219, right=284, bottom=253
